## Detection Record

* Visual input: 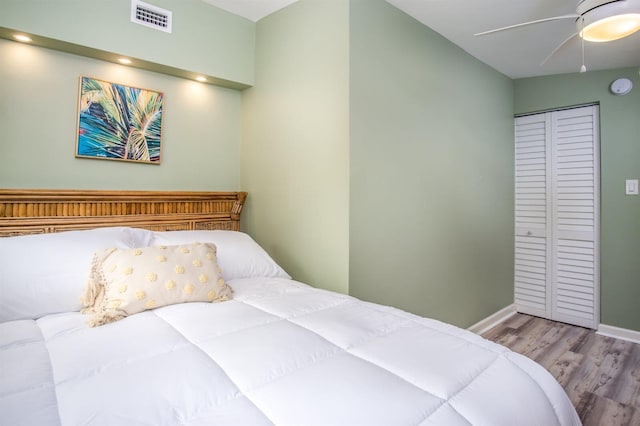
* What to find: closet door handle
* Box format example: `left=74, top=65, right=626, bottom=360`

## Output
left=526, top=231, right=532, bottom=236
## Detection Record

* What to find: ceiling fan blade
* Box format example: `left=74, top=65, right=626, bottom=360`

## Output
left=540, top=31, right=579, bottom=66
left=474, top=14, right=580, bottom=36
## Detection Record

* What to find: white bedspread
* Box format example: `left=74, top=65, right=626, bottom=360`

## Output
left=1, top=277, right=581, bottom=425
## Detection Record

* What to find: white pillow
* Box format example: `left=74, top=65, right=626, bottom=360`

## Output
left=151, top=231, right=290, bottom=281
left=0, top=227, right=154, bottom=322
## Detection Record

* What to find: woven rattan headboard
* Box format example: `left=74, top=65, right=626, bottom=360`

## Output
left=0, top=189, right=247, bottom=237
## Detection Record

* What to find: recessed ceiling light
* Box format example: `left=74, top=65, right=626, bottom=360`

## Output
left=13, top=34, right=32, bottom=43
left=195, top=76, right=207, bottom=82
left=118, top=58, right=132, bottom=65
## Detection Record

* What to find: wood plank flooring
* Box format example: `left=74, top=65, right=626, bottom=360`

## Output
left=482, top=314, right=640, bottom=426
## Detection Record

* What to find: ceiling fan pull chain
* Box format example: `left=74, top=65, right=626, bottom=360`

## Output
left=580, top=17, right=587, bottom=73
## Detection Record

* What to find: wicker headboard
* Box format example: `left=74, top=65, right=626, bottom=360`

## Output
left=0, top=189, right=247, bottom=237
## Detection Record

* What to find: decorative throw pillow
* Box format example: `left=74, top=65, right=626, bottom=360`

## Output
left=81, top=242, right=232, bottom=326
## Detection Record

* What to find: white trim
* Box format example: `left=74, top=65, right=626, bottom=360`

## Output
left=467, top=304, right=517, bottom=335
left=597, top=324, right=640, bottom=345
left=467, top=307, right=640, bottom=344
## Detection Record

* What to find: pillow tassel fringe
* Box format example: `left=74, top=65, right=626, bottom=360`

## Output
left=80, top=249, right=116, bottom=324
left=87, top=310, right=127, bottom=327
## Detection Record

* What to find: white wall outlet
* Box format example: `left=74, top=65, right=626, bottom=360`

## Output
left=626, top=179, right=639, bottom=195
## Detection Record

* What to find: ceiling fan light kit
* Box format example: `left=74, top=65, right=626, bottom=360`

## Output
left=578, top=0, right=640, bottom=41
left=475, top=0, right=640, bottom=72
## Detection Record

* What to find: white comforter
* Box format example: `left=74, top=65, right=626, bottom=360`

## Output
left=1, top=277, right=580, bottom=426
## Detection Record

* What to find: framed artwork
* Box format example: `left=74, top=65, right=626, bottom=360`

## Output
left=76, top=76, right=164, bottom=164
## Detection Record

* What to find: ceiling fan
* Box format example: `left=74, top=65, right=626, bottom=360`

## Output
left=475, top=0, right=640, bottom=72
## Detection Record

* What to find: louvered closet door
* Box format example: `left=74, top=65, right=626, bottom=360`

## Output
left=550, top=106, right=599, bottom=329
left=515, top=114, right=552, bottom=319
left=514, top=105, right=600, bottom=329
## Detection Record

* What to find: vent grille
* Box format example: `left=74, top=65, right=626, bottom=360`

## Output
left=131, top=0, right=172, bottom=33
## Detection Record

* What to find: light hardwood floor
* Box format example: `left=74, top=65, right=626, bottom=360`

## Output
left=482, top=314, right=640, bottom=426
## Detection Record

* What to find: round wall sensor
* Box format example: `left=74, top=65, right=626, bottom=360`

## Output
left=610, top=78, right=633, bottom=95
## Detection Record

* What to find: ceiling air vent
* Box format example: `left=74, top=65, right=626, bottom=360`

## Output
left=131, top=0, right=172, bottom=33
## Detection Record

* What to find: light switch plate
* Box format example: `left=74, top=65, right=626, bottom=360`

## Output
left=626, top=179, right=639, bottom=195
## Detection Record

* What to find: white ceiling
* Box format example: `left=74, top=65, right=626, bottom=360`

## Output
left=202, top=0, right=640, bottom=79
left=201, top=0, right=299, bottom=22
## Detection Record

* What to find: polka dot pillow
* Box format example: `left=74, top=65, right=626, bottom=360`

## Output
left=81, top=242, right=232, bottom=326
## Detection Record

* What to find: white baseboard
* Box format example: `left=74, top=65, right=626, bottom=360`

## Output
left=597, top=324, right=640, bottom=344
left=468, top=304, right=517, bottom=335
left=467, top=306, right=640, bottom=344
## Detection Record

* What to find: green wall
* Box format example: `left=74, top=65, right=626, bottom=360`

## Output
left=241, top=0, right=350, bottom=293
left=348, top=0, right=515, bottom=328
left=515, top=68, right=640, bottom=332
left=0, top=38, right=242, bottom=190
left=241, top=0, right=516, bottom=328
left=0, top=0, right=255, bottom=86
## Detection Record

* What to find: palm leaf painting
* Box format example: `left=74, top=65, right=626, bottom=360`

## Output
left=76, top=76, right=163, bottom=164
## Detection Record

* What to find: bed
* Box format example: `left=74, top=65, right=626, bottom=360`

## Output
left=0, top=189, right=581, bottom=425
